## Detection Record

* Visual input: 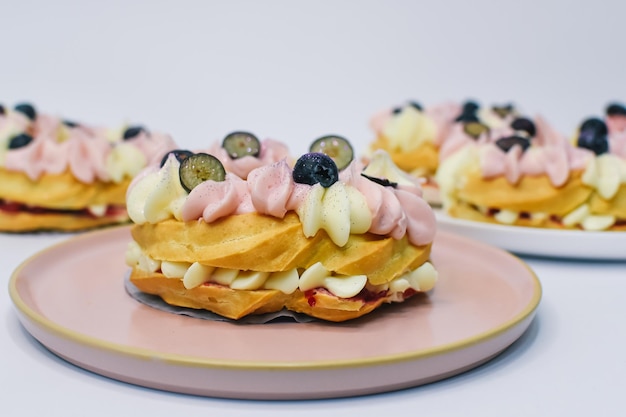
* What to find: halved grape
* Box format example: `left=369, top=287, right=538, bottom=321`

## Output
left=292, top=152, right=338, bottom=188
left=495, top=135, right=530, bottom=153
left=309, top=135, right=354, bottom=170
left=492, top=103, right=514, bottom=118
left=8, top=133, right=33, bottom=149
left=179, top=153, right=226, bottom=192
left=160, top=149, right=194, bottom=167
left=463, top=122, right=489, bottom=139
left=222, top=131, right=261, bottom=159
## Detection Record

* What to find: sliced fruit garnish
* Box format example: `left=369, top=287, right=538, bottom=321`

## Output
left=309, top=135, right=354, bottom=170
left=179, top=152, right=226, bottom=192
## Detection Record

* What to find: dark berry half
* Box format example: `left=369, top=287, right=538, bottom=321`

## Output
left=408, top=101, right=423, bottom=111
left=222, top=131, right=261, bottom=159
left=292, top=152, right=339, bottom=188
left=178, top=153, right=226, bottom=192
left=8, top=133, right=34, bottom=149
left=63, top=120, right=79, bottom=128
left=361, top=173, right=398, bottom=188
left=463, top=121, right=489, bottom=139
left=495, top=135, right=530, bottom=153
left=606, top=102, right=626, bottom=116
left=577, top=117, right=609, bottom=155
left=511, top=117, right=536, bottom=137
left=309, top=135, right=354, bottom=170
left=0, top=104, right=5, bottom=115
left=492, top=103, right=514, bottom=118
left=462, top=100, right=480, bottom=113
left=14, top=103, right=37, bottom=121
left=123, top=126, right=147, bottom=140
left=455, top=100, right=480, bottom=122
left=160, top=149, right=194, bottom=168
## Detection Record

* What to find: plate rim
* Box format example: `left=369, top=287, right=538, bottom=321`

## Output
left=8, top=225, right=542, bottom=372
left=435, top=210, right=626, bottom=260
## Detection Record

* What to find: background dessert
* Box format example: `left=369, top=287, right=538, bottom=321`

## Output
left=0, top=102, right=177, bottom=232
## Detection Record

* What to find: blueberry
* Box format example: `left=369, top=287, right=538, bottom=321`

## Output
left=606, top=102, right=626, bottom=117
left=222, top=131, right=261, bottom=159
left=492, top=103, right=514, bottom=118
left=511, top=117, right=536, bottom=137
left=0, top=104, right=5, bottom=115
left=14, top=103, right=37, bottom=121
left=178, top=153, right=226, bottom=192
left=462, top=100, right=480, bottom=113
left=123, top=126, right=147, bottom=140
left=456, top=111, right=479, bottom=123
left=455, top=100, right=480, bottom=122
left=495, top=135, right=530, bottom=153
left=292, top=152, right=339, bottom=188
left=63, top=120, right=79, bottom=128
left=577, top=117, right=609, bottom=155
left=309, top=135, right=353, bottom=170
left=361, top=173, right=397, bottom=188
left=160, top=149, right=194, bottom=168
left=391, top=106, right=403, bottom=115
left=8, top=133, right=34, bottom=149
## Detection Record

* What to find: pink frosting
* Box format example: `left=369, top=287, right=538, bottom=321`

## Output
left=3, top=114, right=176, bottom=183
left=203, top=138, right=291, bottom=179
left=438, top=123, right=490, bottom=162
left=128, top=130, right=178, bottom=166
left=425, top=101, right=463, bottom=146
left=181, top=174, right=254, bottom=223
left=178, top=159, right=436, bottom=247
left=606, top=115, right=626, bottom=158
left=339, top=162, right=436, bottom=246
left=479, top=117, right=593, bottom=186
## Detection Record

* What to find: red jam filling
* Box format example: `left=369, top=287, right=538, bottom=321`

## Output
left=0, top=199, right=126, bottom=219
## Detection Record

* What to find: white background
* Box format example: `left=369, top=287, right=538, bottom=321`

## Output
left=2, top=1, right=625, bottom=416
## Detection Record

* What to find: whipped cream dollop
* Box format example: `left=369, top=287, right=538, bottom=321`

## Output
left=1, top=112, right=177, bottom=184
left=127, top=150, right=436, bottom=248
left=372, top=105, right=438, bottom=152
left=369, top=102, right=461, bottom=149
left=126, top=241, right=438, bottom=299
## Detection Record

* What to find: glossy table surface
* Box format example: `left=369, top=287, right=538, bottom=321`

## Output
left=2, top=0, right=625, bottom=415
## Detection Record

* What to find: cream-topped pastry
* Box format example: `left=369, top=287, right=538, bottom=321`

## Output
left=0, top=102, right=177, bottom=232
left=125, top=144, right=438, bottom=322
left=572, top=104, right=626, bottom=230
left=368, top=100, right=524, bottom=206
left=437, top=110, right=626, bottom=231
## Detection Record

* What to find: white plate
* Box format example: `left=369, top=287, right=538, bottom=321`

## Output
left=435, top=211, right=626, bottom=260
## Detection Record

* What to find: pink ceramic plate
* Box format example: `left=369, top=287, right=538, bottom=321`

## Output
left=9, top=226, right=541, bottom=400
